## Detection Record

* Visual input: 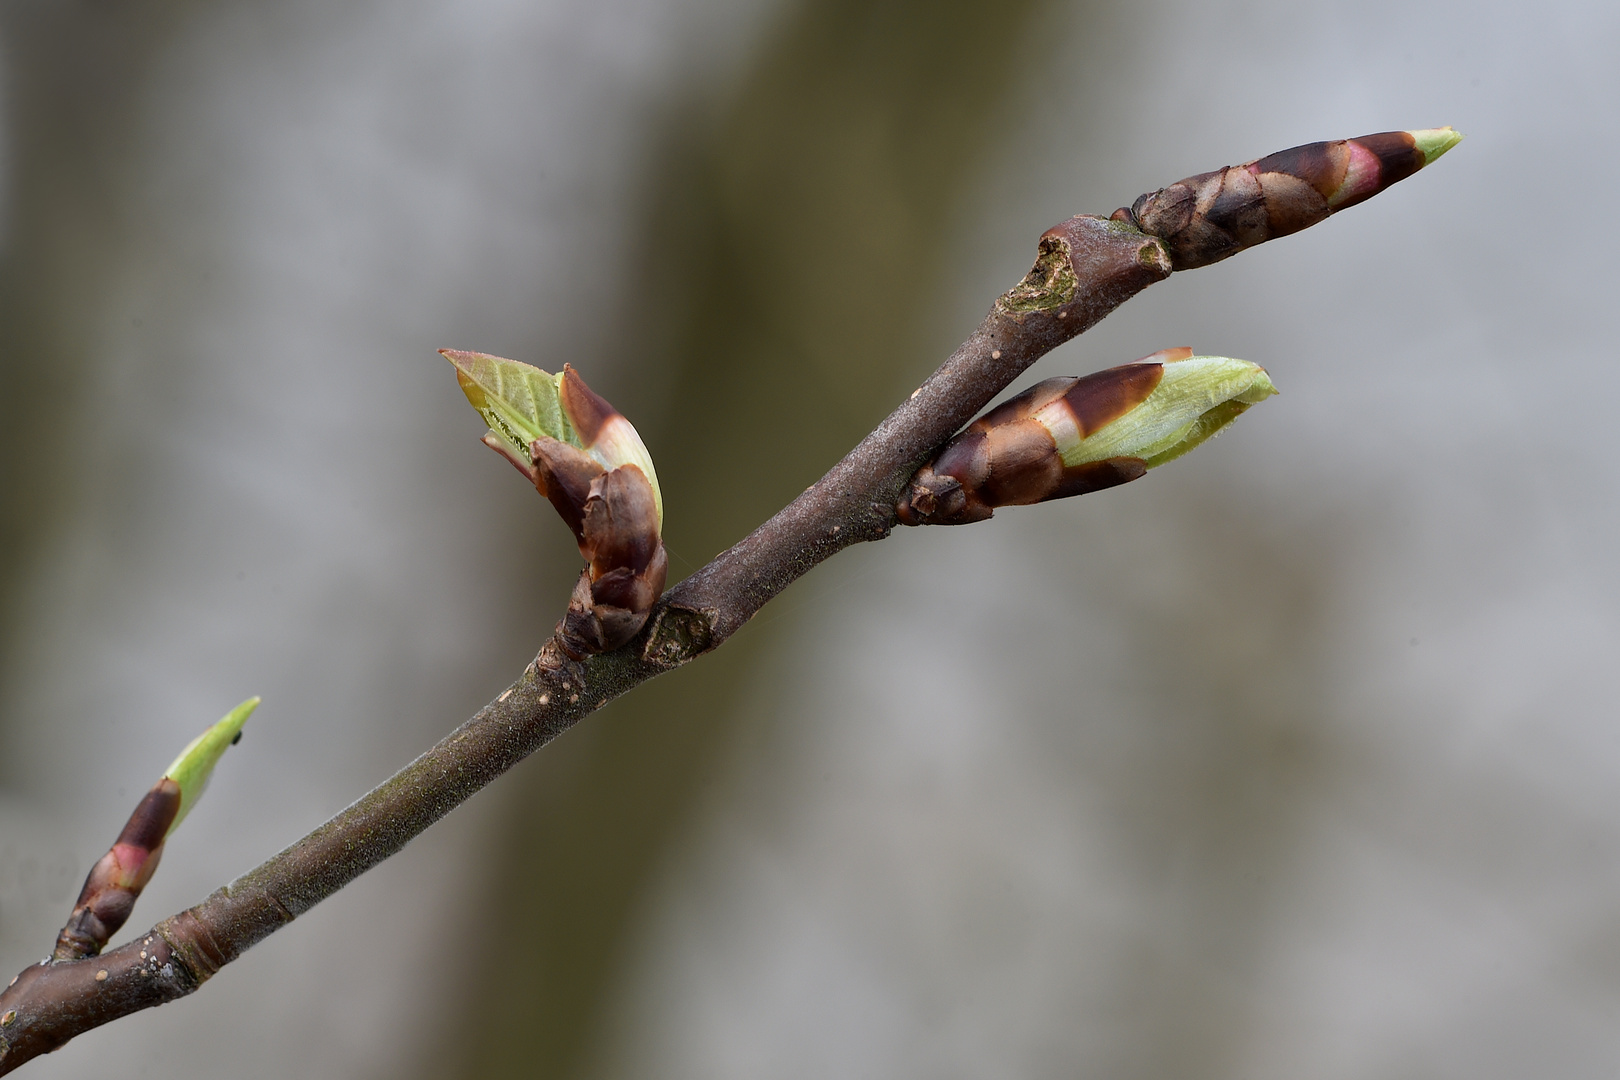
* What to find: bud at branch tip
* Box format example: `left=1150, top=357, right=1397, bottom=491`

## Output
left=163, top=696, right=259, bottom=835
left=51, top=697, right=257, bottom=961
left=1115, top=126, right=1463, bottom=270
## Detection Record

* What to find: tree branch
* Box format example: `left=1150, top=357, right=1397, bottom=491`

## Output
left=0, top=214, right=1161, bottom=1072
left=0, top=126, right=1459, bottom=1070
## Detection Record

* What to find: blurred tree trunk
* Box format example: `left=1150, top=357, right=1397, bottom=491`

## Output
left=439, top=0, right=1064, bottom=1075
left=0, top=1, right=208, bottom=784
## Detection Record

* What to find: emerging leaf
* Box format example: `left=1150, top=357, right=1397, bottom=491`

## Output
left=443, top=351, right=662, bottom=528
left=163, top=696, right=259, bottom=835
left=446, top=350, right=669, bottom=654
left=442, top=349, right=577, bottom=455
left=897, top=350, right=1276, bottom=526
left=1051, top=354, right=1277, bottom=468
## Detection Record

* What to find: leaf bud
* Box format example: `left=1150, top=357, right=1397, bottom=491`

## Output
left=897, top=348, right=1276, bottom=526
left=1114, top=127, right=1462, bottom=270
left=52, top=698, right=257, bottom=961
left=444, top=350, right=667, bottom=655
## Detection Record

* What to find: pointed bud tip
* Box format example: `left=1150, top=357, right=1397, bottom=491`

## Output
left=161, top=696, right=260, bottom=835
left=439, top=348, right=482, bottom=370
left=1070, top=355, right=1277, bottom=471
left=1239, top=365, right=1279, bottom=403
left=1409, top=127, right=1463, bottom=166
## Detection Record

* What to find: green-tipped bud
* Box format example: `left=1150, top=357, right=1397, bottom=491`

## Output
left=1055, top=353, right=1277, bottom=469
left=51, top=698, right=257, bottom=962
left=444, top=350, right=668, bottom=655
left=163, top=695, right=258, bottom=835
left=442, top=350, right=662, bottom=527
left=1410, top=126, right=1463, bottom=166
left=1113, top=127, right=1462, bottom=270
left=897, top=348, right=1277, bottom=526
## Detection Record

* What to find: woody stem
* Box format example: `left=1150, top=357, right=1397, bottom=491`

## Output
left=0, top=216, right=1168, bottom=1074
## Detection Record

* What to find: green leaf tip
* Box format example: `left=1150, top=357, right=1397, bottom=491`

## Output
left=1133, top=356, right=1278, bottom=469
left=1409, top=126, right=1463, bottom=165
left=162, top=696, right=259, bottom=835
left=1039, top=354, right=1276, bottom=470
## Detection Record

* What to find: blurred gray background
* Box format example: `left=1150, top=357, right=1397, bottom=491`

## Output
left=1, top=0, right=1616, bottom=1077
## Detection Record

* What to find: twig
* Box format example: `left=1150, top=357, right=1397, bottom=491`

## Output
left=0, top=128, right=1457, bottom=1072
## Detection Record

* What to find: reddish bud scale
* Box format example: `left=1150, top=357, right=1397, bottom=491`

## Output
left=52, top=780, right=182, bottom=962
left=527, top=367, right=667, bottom=657
left=556, top=365, right=614, bottom=446
left=1115, top=130, right=1441, bottom=270
left=534, top=438, right=669, bottom=657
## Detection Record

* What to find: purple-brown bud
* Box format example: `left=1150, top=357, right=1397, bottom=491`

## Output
left=47, top=701, right=253, bottom=963
left=1113, top=128, right=1462, bottom=270
left=52, top=778, right=182, bottom=961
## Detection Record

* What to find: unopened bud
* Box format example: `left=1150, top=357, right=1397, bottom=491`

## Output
left=444, top=350, right=667, bottom=655
left=1115, top=127, right=1462, bottom=270
left=897, top=348, right=1276, bottom=526
left=52, top=698, right=256, bottom=961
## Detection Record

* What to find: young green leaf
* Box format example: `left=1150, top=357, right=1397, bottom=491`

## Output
left=441, top=349, right=579, bottom=456
left=163, top=696, right=259, bottom=835
left=445, top=350, right=664, bottom=528
left=1057, top=354, right=1278, bottom=468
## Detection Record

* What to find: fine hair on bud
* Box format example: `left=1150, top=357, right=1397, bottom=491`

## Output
left=897, top=348, right=1277, bottom=527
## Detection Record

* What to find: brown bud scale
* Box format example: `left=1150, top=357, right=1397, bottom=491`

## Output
left=1115, top=130, right=1433, bottom=270
left=530, top=437, right=668, bottom=658
left=897, top=355, right=1182, bottom=527
left=558, top=365, right=614, bottom=445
